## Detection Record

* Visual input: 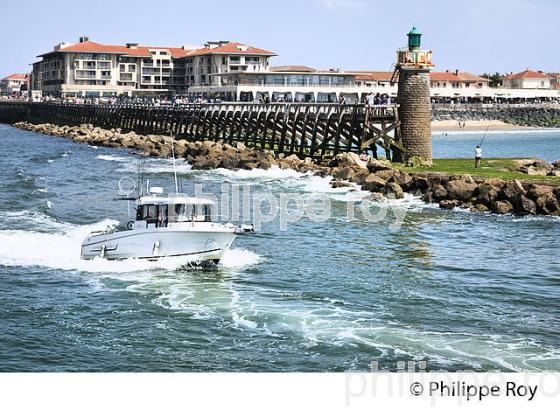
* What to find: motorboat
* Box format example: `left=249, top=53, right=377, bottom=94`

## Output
left=81, top=188, right=237, bottom=264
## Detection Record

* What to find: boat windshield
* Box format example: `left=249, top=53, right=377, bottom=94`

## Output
left=136, top=203, right=212, bottom=224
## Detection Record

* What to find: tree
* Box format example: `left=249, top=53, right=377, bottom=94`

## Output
left=481, top=72, right=504, bottom=88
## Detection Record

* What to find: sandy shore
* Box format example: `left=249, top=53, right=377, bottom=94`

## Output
left=431, top=119, right=535, bottom=132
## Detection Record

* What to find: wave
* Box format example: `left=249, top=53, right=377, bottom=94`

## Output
left=119, top=269, right=560, bottom=371
left=96, top=154, right=129, bottom=162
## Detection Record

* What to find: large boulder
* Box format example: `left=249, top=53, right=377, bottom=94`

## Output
left=412, top=174, right=430, bottom=192
left=333, top=166, right=355, bottom=181
left=349, top=169, right=371, bottom=185
left=220, top=155, right=241, bottom=169
left=383, top=182, right=404, bottom=199
left=535, top=192, right=560, bottom=215
left=512, top=195, right=537, bottom=215
left=526, top=185, right=554, bottom=201
left=446, top=180, right=477, bottom=201
left=431, top=184, right=448, bottom=201
left=527, top=166, right=548, bottom=176
left=388, top=170, right=413, bottom=190
left=439, top=199, right=460, bottom=209
left=477, top=182, right=500, bottom=206
left=499, top=180, right=525, bottom=202
left=472, top=203, right=490, bottom=212
left=513, top=158, right=552, bottom=174
left=192, top=157, right=220, bottom=170
left=362, top=174, right=387, bottom=192
left=330, top=179, right=353, bottom=188
left=493, top=200, right=513, bottom=214
left=329, top=153, right=367, bottom=170
left=373, top=169, right=398, bottom=181
left=366, top=158, right=392, bottom=172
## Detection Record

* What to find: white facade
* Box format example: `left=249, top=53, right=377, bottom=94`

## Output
left=503, top=70, right=552, bottom=89
left=0, top=74, right=27, bottom=94
left=503, top=77, right=551, bottom=89
left=188, top=70, right=560, bottom=102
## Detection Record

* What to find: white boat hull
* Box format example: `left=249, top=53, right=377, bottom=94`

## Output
left=81, top=225, right=236, bottom=263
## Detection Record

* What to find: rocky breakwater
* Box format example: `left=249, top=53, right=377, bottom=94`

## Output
left=433, top=106, right=560, bottom=127
left=12, top=122, right=560, bottom=217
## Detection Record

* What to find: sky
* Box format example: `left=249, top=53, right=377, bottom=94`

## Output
left=0, top=0, right=557, bottom=76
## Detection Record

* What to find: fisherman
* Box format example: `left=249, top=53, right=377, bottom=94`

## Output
left=474, top=145, right=482, bottom=168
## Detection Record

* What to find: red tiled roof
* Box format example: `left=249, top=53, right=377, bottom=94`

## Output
left=4, top=73, right=28, bottom=80
left=39, top=41, right=194, bottom=58
left=39, top=40, right=275, bottom=59
left=185, top=42, right=276, bottom=57
left=456, top=71, right=489, bottom=82
left=352, top=71, right=393, bottom=81
left=504, top=69, right=551, bottom=80
left=430, top=72, right=461, bottom=82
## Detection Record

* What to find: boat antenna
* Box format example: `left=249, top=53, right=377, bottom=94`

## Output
left=137, top=157, right=145, bottom=196
left=479, top=125, right=490, bottom=147
left=170, top=131, right=179, bottom=197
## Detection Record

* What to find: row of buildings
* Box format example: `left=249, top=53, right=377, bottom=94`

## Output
left=3, top=37, right=560, bottom=102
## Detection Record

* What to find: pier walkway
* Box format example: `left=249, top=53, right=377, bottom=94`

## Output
left=0, top=102, right=403, bottom=159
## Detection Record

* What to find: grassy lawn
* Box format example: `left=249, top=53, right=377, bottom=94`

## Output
left=394, top=158, right=560, bottom=185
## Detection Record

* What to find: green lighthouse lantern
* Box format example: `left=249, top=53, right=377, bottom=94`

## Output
left=407, top=26, right=422, bottom=51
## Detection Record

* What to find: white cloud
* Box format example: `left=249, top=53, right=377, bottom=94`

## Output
left=321, top=0, right=365, bottom=11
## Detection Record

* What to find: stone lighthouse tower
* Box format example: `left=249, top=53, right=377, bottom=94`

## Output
left=396, top=27, right=434, bottom=164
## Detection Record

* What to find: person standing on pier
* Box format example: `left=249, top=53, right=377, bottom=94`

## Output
left=366, top=92, right=375, bottom=107
left=474, top=145, right=482, bottom=168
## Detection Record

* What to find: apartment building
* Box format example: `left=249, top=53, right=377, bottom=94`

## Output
left=30, top=37, right=275, bottom=98
left=179, top=41, right=276, bottom=88
left=32, top=37, right=197, bottom=97
left=0, top=73, right=29, bottom=94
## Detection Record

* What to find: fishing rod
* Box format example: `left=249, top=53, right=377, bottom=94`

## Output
left=170, top=131, right=180, bottom=197
left=479, top=125, right=490, bottom=146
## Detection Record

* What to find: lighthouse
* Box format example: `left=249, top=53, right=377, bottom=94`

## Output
left=396, top=27, right=434, bottom=164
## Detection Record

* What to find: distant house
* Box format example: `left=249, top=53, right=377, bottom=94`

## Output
left=0, top=73, right=28, bottom=94
left=352, top=71, right=394, bottom=87
left=548, top=73, right=560, bottom=87
left=430, top=70, right=489, bottom=89
left=455, top=71, right=490, bottom=89
left=430, top=71, right=462, bottom=89
left=502, top=69, right=551, bottom=89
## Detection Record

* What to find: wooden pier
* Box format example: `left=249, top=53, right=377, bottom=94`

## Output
left=0, top=102, right=403, bottom=159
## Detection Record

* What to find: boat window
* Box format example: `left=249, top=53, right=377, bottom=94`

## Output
left=143, top=204, right=157, bottom=224
left=204, top=205, right=211, bottom=222
left=171, top=204, right=194, bottom=222
left=173, top=204, right=185, bottom=221
left=158, top=205, right=168, bottom=227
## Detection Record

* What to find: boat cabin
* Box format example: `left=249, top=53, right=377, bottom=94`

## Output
left=135, top=195, right=216, bottom=228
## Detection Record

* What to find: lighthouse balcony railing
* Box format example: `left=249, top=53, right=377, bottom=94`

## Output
left=397, top=48, right=433, bottom=68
